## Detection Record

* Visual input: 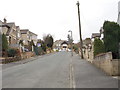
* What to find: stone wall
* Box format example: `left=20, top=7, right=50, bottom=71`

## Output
left=92, top=52, right=120, bottom=76
left=1, top=57, right=21, bottom=64
left=0, top=52, right=35, bottom=64
left=21, top=52, right=35, bottom=59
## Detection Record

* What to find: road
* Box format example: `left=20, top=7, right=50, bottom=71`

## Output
left=2, top=52, right=119, bottom=88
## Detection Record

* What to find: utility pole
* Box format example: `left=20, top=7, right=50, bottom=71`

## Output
left=76, top=1, right=84, bottom=59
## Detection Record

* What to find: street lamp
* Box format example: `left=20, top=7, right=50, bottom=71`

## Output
left=68, top=30, right=73, bottom=56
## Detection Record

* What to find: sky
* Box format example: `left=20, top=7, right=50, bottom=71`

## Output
left=0, top=0, right=119, bottom=43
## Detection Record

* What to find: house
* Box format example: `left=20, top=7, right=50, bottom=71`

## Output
left=20, top=29, right=38, bottom=51
left=61, top=41, right=69, bottom=51
left=20, top=29, right=30, bottom=46
left=20, top=30, right=37, bottom=46
left=53, top=40, right=69, bottom=51
left=0, top=20, right=2, bottom=54
left=0, top=18, right=38, bottom=52
left=16, top=26, right=22, bottom=44
left=29, top=31, right=38, bottom=46
left=91, top=33, right=101, bottom=39
left=117, top=1, right=120, bottom=25
left=53, top=40, right=64, bottom=51
left=82, top=38, right=93, bottom=61
left=0, top=19, right=19, bottom=49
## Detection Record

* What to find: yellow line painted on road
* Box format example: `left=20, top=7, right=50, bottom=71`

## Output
left=69, top=56, right=76, bottom=89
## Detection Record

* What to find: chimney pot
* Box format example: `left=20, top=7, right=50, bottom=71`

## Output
left=3, top=18, right=7, bottom=23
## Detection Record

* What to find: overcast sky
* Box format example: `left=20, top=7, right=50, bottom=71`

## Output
left=0, top=0, right=119, bottom=43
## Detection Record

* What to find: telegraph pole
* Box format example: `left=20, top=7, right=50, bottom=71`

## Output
left=76, top=1, right=84, bottom=59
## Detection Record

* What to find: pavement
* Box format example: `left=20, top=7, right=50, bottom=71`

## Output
left=71, top=54, right=119, bottom=88
left=1, top=51, right=119, bottom=88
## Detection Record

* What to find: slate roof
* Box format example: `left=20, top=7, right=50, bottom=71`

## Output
left=61, top=41, right=68, bottom=45
left=0, top=22, right=15, bottom=36
left=91, top=33, right=101, bottom=38
left=5, top=22, right=15, bottom=36
left=29, top=31, right=37, bottom=36
left=20, top=29, right=29, bottom=34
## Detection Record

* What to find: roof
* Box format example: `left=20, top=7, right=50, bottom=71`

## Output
left=91, top=33, right=101, bottom=38
left=16, top=26, right=19, bottom=28
left=83, top=38, right=91, bottom=45
left=4, top=23, right=15, bottom=36
left=0, top=24, right=10, bottom=28
left=61, top=41, right=68, bottom=45
left=29, top=31, right=37, bottom=36
left=6, top=22, right=14, bottom=26
left=20, top=29, right=29, bottom=34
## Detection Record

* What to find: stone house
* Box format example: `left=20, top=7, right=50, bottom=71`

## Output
left=16, top=26, right=22, bottom=44
left=117, top=1, right=120, bottom=25
left=53, top=40, right=69, bottom=51
left=20, top=30, right=37, bottom=46
left=82, top=38, right=93, bottom=61
left=0, top=19, right=19, bottom=49
left=53, top=40, right=64, bottom=51
left=0, top=18, right=38, bottom=52
left=20, top=29, right=30, bottom=46
left=20, top=29, right=37, bottom=51
left=61, top=41, right=69, bottom=51
left=91, top=33, right=101, bottom=40
left=29, top=31, right=38, bottom=46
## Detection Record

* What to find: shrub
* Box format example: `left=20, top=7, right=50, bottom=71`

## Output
left=103, top=21, right=120, bottom=59
left=94, top=38, right=105, bottom=56
left=56, top=50, right=59, bottom=52
left=7, top=48, right=17, bottom=57
left=2, top=34, right=8, bottom=51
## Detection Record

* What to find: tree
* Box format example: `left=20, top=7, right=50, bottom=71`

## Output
left=44, top=34, right=54, bottom=49
left=19, top=40, right=24, bottom=46
left=94, top=38, right=105, bottom=57
left=30, top=40, right=35, bottom=46
left=41, top=41, right=46, bottom=52
left=2, top=33, right=8, bottom=51
left=103, top=21, right=120, bottom=59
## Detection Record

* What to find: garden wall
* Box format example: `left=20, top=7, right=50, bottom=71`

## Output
left=1, top=52, right=35, bottom=64
left=92, top=52, right=120, bottom=76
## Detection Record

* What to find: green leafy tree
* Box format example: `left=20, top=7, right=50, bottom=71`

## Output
left=103, top=21, right=120, bottom=59
left=41, top=41, right=46, bottom=52
left=94, top=38, right=105, bottom=56
left=2, top=33, right=8, bottom=51
left=30, top=40, right=35, bottom=46
left=44, top=34, right=54, bottom=49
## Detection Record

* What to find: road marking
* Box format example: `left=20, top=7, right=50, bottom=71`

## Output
left=69, top=56, right=76, bottom=89
left=112, top=76, right=120, bottom=80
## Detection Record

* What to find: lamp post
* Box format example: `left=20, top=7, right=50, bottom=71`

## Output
left=76, top=1, right=84, bottom=59
left=68, top=30, right=73, bottom=56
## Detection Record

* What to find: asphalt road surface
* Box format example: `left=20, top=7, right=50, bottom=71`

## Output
left=1, top=52, right=119, bottom=88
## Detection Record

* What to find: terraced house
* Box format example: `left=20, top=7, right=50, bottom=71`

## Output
left=20, top=29, right=37, bottom=51
left=1, top=18, right=18, bottom=49
left=0, top=18, right=38, bottom=52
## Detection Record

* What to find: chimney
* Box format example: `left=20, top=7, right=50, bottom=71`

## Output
left=3, top=18, right=7, bottom=23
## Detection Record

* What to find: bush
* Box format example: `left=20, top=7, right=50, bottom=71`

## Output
left=103, top=21, right=120, bottom=59
left=56, top=50, right=59, bottom=52
left=94, top=38, right=105, bottom=56
left=2, top=34, right=8, bottom=51
left=7, top=48, right=17, bottom=57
